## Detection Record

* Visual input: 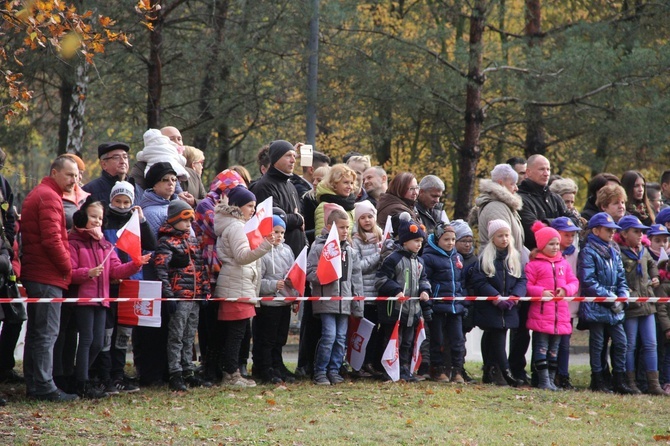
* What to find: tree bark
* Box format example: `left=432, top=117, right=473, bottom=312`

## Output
left=454, top=0, right=487, bottom=220
left=523, top=0, right=546, bottom=157
left=66, top=61, right=89, bottom=154
left=306, top=0, right=319, bottom=146
left=57, top=75, right=74, bottom=155
left=147, top=0, right=164, bottom=129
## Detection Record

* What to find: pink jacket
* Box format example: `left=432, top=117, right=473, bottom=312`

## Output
left=68, top=230, right=142, bottom=307
left=524, top=252, right=578, bottom=335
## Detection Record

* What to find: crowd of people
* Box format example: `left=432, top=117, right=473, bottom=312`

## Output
left=1, top=134, right=670, bottom=405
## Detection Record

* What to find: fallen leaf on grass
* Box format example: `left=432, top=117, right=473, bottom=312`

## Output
left=266, top=399, right=276, bottom=406
left=454, top=388, right=462, bottom=394
left=566, top=414, right=581, bottom=421
left=32, top=412, right=42, bottom=418
left=309, top=420, right=318, bottom=424
left=406, top=419, right=413, bottom=426
left=653, top=435, right=670, bottom=441
left=587, top=411, right=597, bottom=416
left=425, top=389, right=434, bottom=395
left=121, top=425, right=132, bottom=432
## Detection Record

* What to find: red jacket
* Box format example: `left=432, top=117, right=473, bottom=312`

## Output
left=524, top=252, right=578, bottom=335
left=20, top=177, right=71, bottom=289
left=68, top=230, right=141, bottom=307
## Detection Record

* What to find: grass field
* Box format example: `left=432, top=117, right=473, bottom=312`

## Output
left=2, top=364, right=670, bottom=445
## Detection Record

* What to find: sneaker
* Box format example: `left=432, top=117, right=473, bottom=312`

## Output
left=0, top=369, right=25, bottom=384
left=169, top=373, right=188, bottom=392
left=222, top=370, right=256, bottom=387
left=462, top=368, right=476, bottom=384
left=326, top=372, right=345, bottom=384
left=275, top=364, right=297, bottom=384
left=34, top=389, right=79, bottom=402
left=294, top=366, right=312, bottom=381
left=430, top=366, right=450, bottom=383
left=362, top=363, right=383, bottom=378
left=258, top=368, right=282, bottom=385
left=313, top=373, right=331, bottom=386
left=102, top=381, right=121, bottom=396
left=183, top=372, right=213, bottom=388
left=451, top=369, right=465, bottom=384
left=110, top=379, right=140, bottom=394
left=77, top=381, right=109, bottom=399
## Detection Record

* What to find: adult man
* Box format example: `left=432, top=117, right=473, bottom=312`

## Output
left=507, top=157, right=527, bottom=186
left=513, top=154, right=575, bottom=385
left=250, top=140, right=307, bottom=258
left=416, top=175, right=447, bottom=234
left=362, top=166, right=388, bottom=208
left=83, top=142, right=143, bottom=205
left=290, top=150, right=330, bottom=198
left=160, top=126, right=183, bottom=150
left=22, top=156, right=79, bottom=401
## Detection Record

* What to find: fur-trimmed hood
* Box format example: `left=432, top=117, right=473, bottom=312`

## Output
left=475, top=179, right=523, bottom=211
left=213, top=197, right=246, bottom=237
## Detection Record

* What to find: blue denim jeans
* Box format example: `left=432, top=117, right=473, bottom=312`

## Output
left=557, top=333, right=571, bottom=375
left=429, top=312, right=465, bottom=369
left=532, top=332, right=560, bottom=366
left=314, top=313, right=348, bottom=375
left=589, top=322, right=627, bottom=373
left=23, top=282, right=63, bottom=396
left=624, top=314, right=658, bottom=372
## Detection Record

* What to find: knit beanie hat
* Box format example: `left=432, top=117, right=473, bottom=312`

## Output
left=110, top=181, right=135, bottom=203
left=272, top=215, right=286, bottom=229
left=323, top=203, right=346, bottom=226
left=208, top=169, right=244, bottom=198
left=398, top=212, right=426, bottom=244
left=434, top=222, right=455, bottom=242
left=167, top=199, right=194, bottom=225
left=531, top=221, right=561, bottom=251
left=487, top=219, right=511, bottom=236
left=450, top=219, right=473, bottom=241
left=145, top=162, right=177, bottom=190
left=226, top=185, right=256, bottom=208
left=268, top=140, right=295, bottom=166
left=354, top=200, right=376, bottom=223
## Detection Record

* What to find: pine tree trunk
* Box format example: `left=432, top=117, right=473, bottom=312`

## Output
left=66, top=62, right=89, bottom=154
left=523, top=0, right=546, bottom=157
left=147, top=0, right=163, bottom=129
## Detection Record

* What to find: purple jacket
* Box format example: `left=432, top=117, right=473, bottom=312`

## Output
left=69, top=230, right=142, bottom=307
left=525, top=252, right=578, bottom=335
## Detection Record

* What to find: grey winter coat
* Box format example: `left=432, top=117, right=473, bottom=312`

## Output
left=352, top=233, right=381, bottom=299
left=306, top=232, right=364, bottom=317
left=259, top=242, right=297, bottom=307
left=475, top=179, right=525, bottom=257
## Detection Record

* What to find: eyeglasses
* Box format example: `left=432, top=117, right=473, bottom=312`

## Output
left=193, top=160, right=205, bottom=166
left=456, top=239, right=474, bottom=244
left=102, top=154, right=129, bottom=162
left=160, top=177, right=178, bottom=183
left=408, top=187, right=420, bottom=192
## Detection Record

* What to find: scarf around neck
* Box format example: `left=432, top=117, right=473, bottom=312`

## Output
left=75, top=226, right=104, bottom=241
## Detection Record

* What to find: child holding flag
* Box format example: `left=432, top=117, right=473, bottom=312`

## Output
left=375, top=213, right=431, bottom=382
left=254, top=213, right=299, bottom=384
left=154, top=200, right=211, bottom=392
left=307, top=207, right=364, bottom=385
left=68, top=197, right=150, bottom=399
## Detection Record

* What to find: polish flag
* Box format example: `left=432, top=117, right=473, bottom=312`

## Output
left=410, top=317, right=426, bottom=373
left=316, top=224, right=342, bottom=285
left=117, top=280, right=162, bottom=327
left=382, top=215, right=393, bottom=242
left=245, top=196, right=273, bottom=249
left=381, top=319, right=400, bottom=382
left=346, top=316, right=374, bottom=371
left=115, top=210, right=142, bottom=264
left=285, top=246, right=308, bottom=296
left=658, top=247, right=669, bottom=266
left=440, top=209, right=450, bottom=224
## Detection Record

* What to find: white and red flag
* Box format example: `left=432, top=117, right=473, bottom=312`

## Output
left=115, top=210, right=142, bottom=264
left=245, top=196, right=273, bottom=249
left=381, top=319, right=401, bottom=382
left=410, top=317, right=426, bottom=373
left=117, top=280, right=162, bottom=328
left=382, top=215, right=393, bottom=242
left=316, top=224, right=342, bottom=285
left=346, top=317, right=374, bottom=371
left=285, top=246, right=308, bottom=296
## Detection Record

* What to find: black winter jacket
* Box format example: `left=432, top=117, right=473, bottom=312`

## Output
left=154, top=224, right=209, bottom=299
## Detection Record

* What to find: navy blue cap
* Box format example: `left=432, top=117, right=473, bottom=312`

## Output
left=617, top=215, right=650, bottom=231
left=648, top=224, right=670, bottom=237
left=656, top=208, right=670, bottom=225
left=587, top=212, right=622, bottom=230
left=550, top=217, right=581, bottom=232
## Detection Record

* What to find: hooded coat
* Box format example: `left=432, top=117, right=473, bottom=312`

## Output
left=475, top=179, right=525, bottom=255
left=421, top=234, right=468, bottom=315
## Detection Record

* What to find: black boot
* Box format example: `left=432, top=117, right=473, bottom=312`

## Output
left=555, top=374, right=575, bottom=390
left=169, top=372, right=187, bottom=392
left=482, top=364, right=492, bottom=384
left=590, top=372, right=613, bottom=393
left=612, top=371, right=637, bottom=395
left=503, top=368, right=523, bottom=387
left=489, top=365, right=508, bottom=386
left=77, top=380, right=109, bottom=399
left=183, top=371, right=212, bottom=388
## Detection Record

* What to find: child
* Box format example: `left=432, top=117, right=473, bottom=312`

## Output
left=422, top=223, right=468, bottom=383
left=578, top=212, right=634, bottom=394
left=98, top=181, right=157, bottom=394
left=351, top=200, right=383, bottom=377
left=214, top=186, right=274, bottom=387
left=452, top=219, right=477, bottom=383
left=550, top=216, right=582, bottom=390
left=155, top=200, right=211, bottom=392
left=468, top=219, right=526, bottom=387
left=307, top=208, right=364, bottom=385
left=525, top=222, right=579, bottom=390
left=254, top=214, right=298, bottom=384
left=615, top=215, right=667, bottom=395
left=375, top=213, right=431, bottom=383
left=69, top=197, right=149, bottom=399
left=648, top=224, right=670, bottom=392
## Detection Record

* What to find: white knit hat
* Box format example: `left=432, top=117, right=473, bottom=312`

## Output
left=110, top=181, right=135, bottom=203
left=487, top=219, right=511, bottom=236
left=354, top=200, right=376, bottom=222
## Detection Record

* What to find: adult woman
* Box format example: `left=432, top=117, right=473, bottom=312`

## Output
left=582, top=173, right=621, bottom=223
left=376, top=172, right=420, bottom=233
left=596, top=184, right=627, bottom=223
left=181, top=146, right=207, bottom=206
left=314, top=164, right=357, bottom=235
left=474, top=164, right=526, bottom=259
left=550, top=177, right=585, bottom=227
left=621, top=170, right=655, bottom=226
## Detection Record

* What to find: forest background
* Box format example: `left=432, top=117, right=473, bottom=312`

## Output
left=1, top=0, right=669, bottom=219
